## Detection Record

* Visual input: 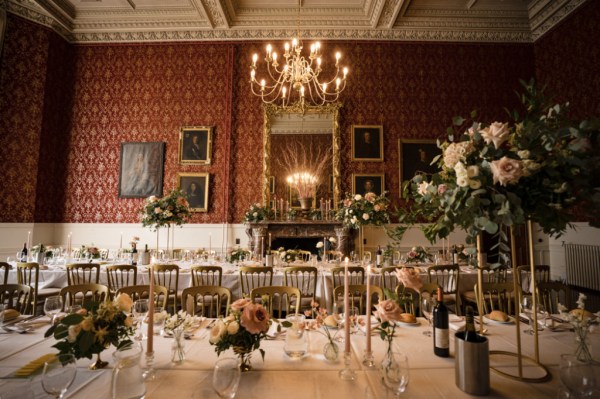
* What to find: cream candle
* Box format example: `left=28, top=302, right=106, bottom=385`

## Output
left=27, top=231, right=31, bottom=253
left=120, top=232, right=123, bottom=250
left=366, top=265, right=372, bottom=352
left=268, top=233, right=272, bottom=249
left=209, top=233, right=212, bottom=254
left=344, top=257, right=350, bottom=354
left=147, top=265, right=154, bottom=354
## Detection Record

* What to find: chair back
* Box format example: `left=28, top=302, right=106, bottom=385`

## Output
left=191, top=265, right=222, bottom=286
left=250, top=286, right=301, bottom=318
left=16, top=262, right=40, bottom=312
left=0, top=262, right=10, bottom=285
left=332, top=284, right=384, bottom=315
left=476, top=282, right=515, bottom=315
left=427, top=264, right=461, bottom=314
left=283, top=266, right=318, bottom=311
left=171, top=249, right=183, bottom=260
left=71, top=248, right=81, bottom=259
left=537, top=281, right=571, bottom=314
left=296, top=250, right=312, bottom=262
left=516, top=265, right=550, bottom=295
left=99, top=249, right=109, bottom=261
left=149, top=264, right=180, bottom=310
left=418, top=282, right=440, bottom=318
left=60, top=283, right=109, bottom=309
left=116, top=285, right=169, bottom=310
left=331, top=266, right=364, bottom=289
left=394, top=284, right=417, bottom=315
left=66, top=263, right=100, bottom=285
left=0, top=284, right=32, bottom=314
left=106, top=265, right=138, bottom=295
left=181, top=285, right=231, bottom=318
left=381, top=266, right=403, bottom=293
left=239, top=266, right=273, bottom=298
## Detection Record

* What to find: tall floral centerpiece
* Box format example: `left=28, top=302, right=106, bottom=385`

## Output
left=405, top=246, right=432, bottom=264
left=558, top=294, right=599, bottom=363
left=209, top=298, right=271, bottom=372
left=45, top=294, right=135, bottom=369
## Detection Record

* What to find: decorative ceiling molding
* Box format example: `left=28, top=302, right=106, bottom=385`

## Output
left=2, top=0, right=590, bottom=44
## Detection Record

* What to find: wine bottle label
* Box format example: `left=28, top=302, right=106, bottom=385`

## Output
left=435, top=328, right=449, bottom=348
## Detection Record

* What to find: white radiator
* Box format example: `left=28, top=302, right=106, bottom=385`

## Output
left=565, top=244, right=600, bottom=291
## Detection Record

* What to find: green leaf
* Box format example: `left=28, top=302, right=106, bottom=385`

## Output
left=61, top=314, right=84, bottom=326
left=484, top=220, right=498, bottom=234
left=453, top=116, right=465, bottom=126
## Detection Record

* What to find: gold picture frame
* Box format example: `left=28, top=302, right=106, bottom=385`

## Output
left=352, top=173, right=385, bottom=196
left=398, top=139, right=440, bottom=183
left=179, top=126, right=213, bottom=165
left=351, top=125, right=383, bottom=161
left=178, top=172, right=210, bottom=212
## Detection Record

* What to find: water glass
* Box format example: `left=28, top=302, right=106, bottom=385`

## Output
left=421, top=297, right=434, bottom=337
left=133, top=299, right=149, bottom=340
left=284, top=314, right=308, bottom=359
left=560, top=354, right=599, bottom=397
left=213, top=357, right=241, bottom=399
left=521, top=295, right=534, bottom=335
left=0, top=304, right=5, bottom=325
left=44, top=296, right=63, bottom=324
left=42, top=354, right=77, bottom=399
left=381, top=351, right=410, bottom=396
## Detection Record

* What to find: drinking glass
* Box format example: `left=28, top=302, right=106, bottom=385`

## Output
left=42, top=354, right=77, bottom=399
left=560, top=354, right=599, bottom=397
left=421, top=297, right=433, bottom=337
left=44, top=296, right=63, bottom=324
left=213, top=357, right=241, bottom=399
left=381, top=351, right=410, bottom=396
left=344, top=306, right=359, bottom=334
left=0, top=304, right=5, bottom=325
left=537, top=304, right=548, bottom=331
left=284, top=314, right=308, bottom=359
left=133, top=299, right=149, bottom=340
left=521, top=295, right=534, bottom=335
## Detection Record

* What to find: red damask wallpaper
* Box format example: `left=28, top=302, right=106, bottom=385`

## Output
left=4, top=5, right=598, bottom=224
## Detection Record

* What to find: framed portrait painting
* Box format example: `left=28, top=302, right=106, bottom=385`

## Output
left=269, top=176, right=275, bottom=194
left=178, top=173, right=210, bottom=212
left=398, top=139, right=441, bottom=183
left=179, top=126, right=213, bottom=164
left=352, top=174, right=385, bottom=196
left=118, top=142, right=164, bottom=198
left=352, top=125, right=383, bottom=161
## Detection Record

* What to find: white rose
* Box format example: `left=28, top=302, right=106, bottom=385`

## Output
left=209, top=320, right=227, bottom=344
left=417, top=181, right=430, bottom=196
left=456, top=176, right=469, bottom=187
left=328, top=237, right=336, bottom=243
left=517, top=150, right=530, bottom=159
left=468, top=179, right=482, bottom=189
left=362, top=213, right=370, bottom=221
left=354, top=194, right=362, bottom=201
left=316, top=242, right=324, bottom=248
left=67, top=324, right=81, bottom=343
left=253, top=212, right=258, bottom=217
left=115, top=293, right=133, bottom=312
left=480, top=122, right=510, bottom=149
left=226, top=321, right=240, bottom=335
left=466, top=165, right=479, bottom=178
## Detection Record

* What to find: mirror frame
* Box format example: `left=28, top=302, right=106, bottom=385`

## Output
left=262, top=102, right=342, bottom=209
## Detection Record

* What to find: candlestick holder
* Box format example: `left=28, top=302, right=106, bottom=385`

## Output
left=362, top=350, right=375, bottom=368
left=338, top=351, right=356, bottom=380
left=143, top=351, right=156, bottom=381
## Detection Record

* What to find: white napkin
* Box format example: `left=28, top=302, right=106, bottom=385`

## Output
left=266, top=320, right=281, bottom=338
left=519, top=313, right=547, bottom=327
left=449, top=315, right=465, bottom=331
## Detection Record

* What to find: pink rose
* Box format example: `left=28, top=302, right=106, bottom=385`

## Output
left=374, top=205, right=381, bottom=211
left=240, top=303, right=270, bottom=334
left=343, top=199, right=352, bottom=207
left=375, top=299, right=402, bottom=323
left=364, top=192, right=377, bottom=203
left=396, top=267, right=423, bottom=291
left=490, top=156, right=524, bottom=186
left=438, top=184, right=447, bottom=194
left=480, top=122, right=510, bottom=149
left=407, top=251, right=417, bottom=259
left=230, top=298, right=252, bottom=312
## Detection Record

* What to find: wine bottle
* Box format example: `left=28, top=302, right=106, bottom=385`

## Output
left=463, top=306, right=482, bottom=343
left=452, top=245, right=459, bottom=264
left=376, top=245, right=383, bottom=268
left=20, top=242, right=28, bottom=261
left=131, top=243, right=138, bottom=266
left=433, top=287, right=449, bottom=357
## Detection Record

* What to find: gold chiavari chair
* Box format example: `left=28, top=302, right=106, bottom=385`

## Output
left=60, top=284, right=109, bottom=310
left=395, top=284, right=417, bottom=315
left=427, top=264, right=461, bottom=315
left=66, top=263, right=100, bottom=285
left=17, top=262, right=61, bottom=315
left=191, top=265, right=222, bottom=287
left=1, top=262, right=10, bottom=285
left=181, top=285, right=231, bottom=318
left=516, top=265, right=550, bottom=295
left=296, top=250, right=312, bottom=262
left=537, top=281, right=572, bottom=315
left=149, top=264, right=180, bottom=312
left=418, top=282, right=440, bottom=318
left=331, top=266, right=365, bottom=289
left=106, top=265, right=138, bottom=298
left=461, top=266, right=507, bottom=312
left=332, top=284, right=384, bottom=315
left=250, top=286, right=301, bottom=319
left=71, top=248, right=82, bottom=260
left=116, top=285, right=169, bottom=310
left=239, top=266, right=273, bottom=299
left=283, top=266, right=318, bottom=313
left=0, top=284, right=32, bottom=314
left=381, top=266, right=403, bottom=295
left=476, top=282, right=516, bottom=316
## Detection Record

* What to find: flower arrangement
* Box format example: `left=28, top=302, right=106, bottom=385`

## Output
left=405, top=246, right=432, bottom=263
left=31, top=243, right=53, bottom=258
left=209, top=298, right=271, bottom=371
left=304, top=301, right=340, bottom=361
left=558, top=293, right=599, bottom=363
left=316, top=237, right=337, bottom=260
left=374, top=299, right=403, bottom=356
left=243, top=203, right=272, bottom=224
left=336, top=192, right=390, bottom=229
left=129, top=236, right=140, bottom=248
left=286, top=208, right=298, bottom=220
left=228, top=247, right=251, bottom=263
left=163, top=311, right=201, bottom=334
left=44, top=294, right=135, bottom=360
left=81, top=245, right=100, bottom=259
left=277, top=248, right=303, bottom=263
left=141, top=189, right=191, bottom=231
left=396, top=81, right=600, bottom=266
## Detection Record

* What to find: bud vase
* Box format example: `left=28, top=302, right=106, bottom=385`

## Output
left=171, top=328, right=185, bottom=364
left=323, top=341, right=339, bottom=362
left=233, top=346, right=253, bottom=372
left=574, top=325, right=593, bottom=363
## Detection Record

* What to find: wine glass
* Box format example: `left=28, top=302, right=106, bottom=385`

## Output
left=421, top=296, right=434, bottom=337
left=537, top=304, right=548, bottom=331
left=42, top=354, right=77, bottom=399
left=381, top=351, right=410, bottom=396
left=133, top=299, right=149, bottom=340
left=213, top=357, right=241, bottom=399
left=44, top=296, right=63, bottom=325
left=521, top=295, right=534, bottom=335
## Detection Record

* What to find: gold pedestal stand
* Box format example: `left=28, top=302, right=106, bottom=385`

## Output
left=487, top=221, right=550, bottom=383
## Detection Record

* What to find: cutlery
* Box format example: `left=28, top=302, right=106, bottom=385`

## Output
left=1, top=325, right=32, bottom=334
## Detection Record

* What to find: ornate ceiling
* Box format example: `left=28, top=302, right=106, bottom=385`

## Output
left=2, top=0, right=589, bottom=43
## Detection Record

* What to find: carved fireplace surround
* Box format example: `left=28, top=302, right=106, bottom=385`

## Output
left=246, top=220, right=354, bottom=257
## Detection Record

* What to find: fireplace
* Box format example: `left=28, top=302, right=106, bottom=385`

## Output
left=271, top=237, right=322, bottom=253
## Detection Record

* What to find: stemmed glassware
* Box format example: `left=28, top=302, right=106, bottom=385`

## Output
left=44, top=296, right=63, bottom=325
left=213, top=357, right=241, bottom=399
left=521, top=295, right=534, bottom=335
left=133, top=299, right=149, bottom=340
left=421, top=297, right=434, bottom=337
left=42, top=354, right=77, bottom=399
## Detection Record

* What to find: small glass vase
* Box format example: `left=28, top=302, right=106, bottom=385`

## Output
left=323, top=341, right=339, bottom=362
left=574, top=326, right=593, bottom=363
left=233, top=346, right=253, bottom=372
left=90, top=352, right=109, bottom=370
left=380, top=350, right=410, bottom=395
left=171, top=328, right=185, bottom=364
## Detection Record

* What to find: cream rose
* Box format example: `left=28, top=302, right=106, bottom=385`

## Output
left=456, top=176, right=469, bottom=187
left=240, top=303, right=270, bottom=334
left=124, top=315, right=134, bottom=328
left=362, top=213, right=370, bottom=221
left=209, top=320, right=227, bottom=344
left=81, top=317, right=94, bottom=332
left=480, top=122, right=510, bottom=149
left=147, top=196, right=157, bottom=202
left=154, top=207, right=162, bottom=214
left=354, top=194, right=362, bottom=201
left=375, top=299, right=402, bottom=323
left=230, top=298, right=252, bottom=312
left=395, top=267, right=423, bottom=292
left=490, top=157, right=524, bottom=186
left=517, top=150, right=530, bottom=159
left=364, top=192, right=377, bottom=203
left=67, top=324, right=81, bottom=343
left=466, top=165, right=479, bottom=178
left=115, top=293, right=133, bottom=312
left=469, top=179, right=482, bottom=190
left=374, top=204, right=381, bottom=211
left=417, top=181, right=430, bottom=196
left=226, top=320, right=240, bottom=335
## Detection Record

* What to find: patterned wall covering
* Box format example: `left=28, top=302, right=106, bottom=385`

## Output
left=534, top=0, right=600, bottom=118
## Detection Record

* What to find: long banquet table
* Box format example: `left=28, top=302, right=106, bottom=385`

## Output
left=1, top=313, right=596, bottom=398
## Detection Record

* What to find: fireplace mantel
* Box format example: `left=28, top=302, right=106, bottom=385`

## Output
left=246, top=220, right=354, bottom=256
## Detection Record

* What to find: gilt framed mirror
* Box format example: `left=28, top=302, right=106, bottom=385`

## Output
left=263, top=102, right=341, bottom=210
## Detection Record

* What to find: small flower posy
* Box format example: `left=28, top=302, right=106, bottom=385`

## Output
left=336, top=192, right=390, bottom=229
left=163, top=311, right=201, bottom=334
left=404, top=246, right=432, bottom=263
left=558, top=293, right=599, bottom=362
left=243, top=203, right=273, bottom=224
